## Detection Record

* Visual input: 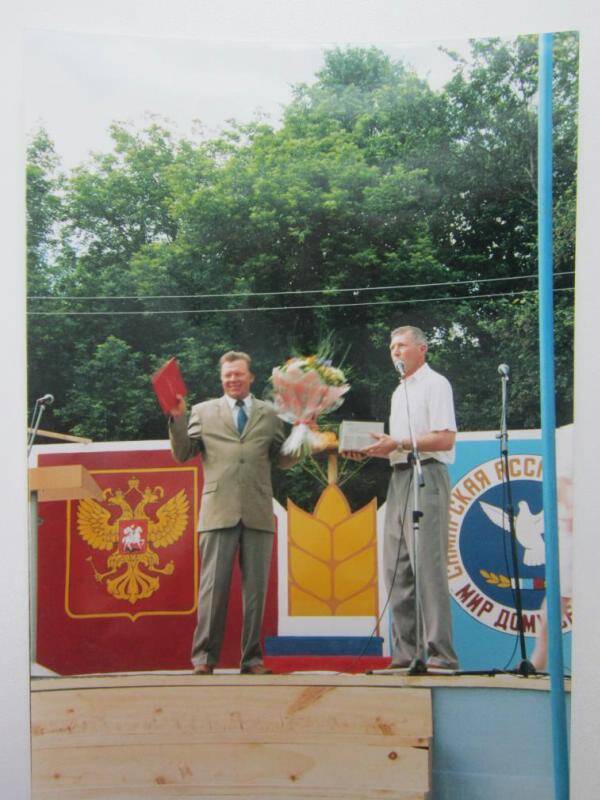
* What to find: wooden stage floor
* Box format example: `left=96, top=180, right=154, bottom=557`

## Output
left=30, top=670, right=566, bottom=800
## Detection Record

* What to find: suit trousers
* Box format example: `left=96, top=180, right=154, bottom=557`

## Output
left=383, top=461, right=458, bottom=669
left=191, top=523, right=274, bottom=668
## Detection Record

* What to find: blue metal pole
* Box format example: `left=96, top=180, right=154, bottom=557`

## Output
left=538, top=32, right=569, bottom=800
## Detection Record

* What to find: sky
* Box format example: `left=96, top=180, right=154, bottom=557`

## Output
left=24, top=29, right=471, bottom=169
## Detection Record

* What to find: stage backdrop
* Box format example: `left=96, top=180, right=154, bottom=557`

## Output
left=31, top=429, right=571, bottom=674
left=445, top=428, right=572, bottom=672
left=33, top=443, right=278, bottom=674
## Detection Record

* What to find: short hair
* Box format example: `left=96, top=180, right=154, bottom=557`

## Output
left=219, top=350, right=253, bottom=370
left=390, top=325, right=428, bottom=346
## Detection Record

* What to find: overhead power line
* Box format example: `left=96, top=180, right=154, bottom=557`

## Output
left=28, top=270, right=574, bottom=303
left=27, top=286, right=574, bottom=318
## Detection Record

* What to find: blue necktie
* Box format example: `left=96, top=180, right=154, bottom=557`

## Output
left=236, top=399, right=247, bottom=434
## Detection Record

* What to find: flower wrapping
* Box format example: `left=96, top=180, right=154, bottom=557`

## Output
left=271, top=356, right=350, bottom=456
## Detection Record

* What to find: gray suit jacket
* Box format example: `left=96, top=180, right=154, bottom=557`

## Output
left=169, top=396, right=292, bottom=533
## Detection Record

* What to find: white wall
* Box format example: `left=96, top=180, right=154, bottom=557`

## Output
left=569, top=18, right=600, bottom=796
left=3, top=2, right=598, bottom=797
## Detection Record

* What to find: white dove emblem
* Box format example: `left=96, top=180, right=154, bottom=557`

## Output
left=479, top=500, right=546, bottom=566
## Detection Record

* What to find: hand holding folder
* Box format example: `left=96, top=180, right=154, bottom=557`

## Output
left=151, top=358, right=188, bottom=416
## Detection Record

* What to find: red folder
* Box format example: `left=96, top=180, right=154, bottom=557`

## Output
left=151, top=358, right=188, bottom=415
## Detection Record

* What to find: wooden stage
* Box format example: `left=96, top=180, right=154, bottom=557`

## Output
left=30, top=670, right=565, bottom=800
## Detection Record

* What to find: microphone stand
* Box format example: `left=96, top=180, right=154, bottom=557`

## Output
left=28, top=397, right=53, bottom=456
left=407, top=432, right=427, bottom=675
left=28, top=393, right=54, bottom=668
left=396, top=368, right=427, bottom=676
left=498, top=368, right=536, bottom=677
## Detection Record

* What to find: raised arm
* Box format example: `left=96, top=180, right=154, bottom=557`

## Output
left=168, top=395, right=204, bottom=463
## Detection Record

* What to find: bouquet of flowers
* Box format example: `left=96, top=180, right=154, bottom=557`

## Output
left=271, top=352, right=350, bottom=456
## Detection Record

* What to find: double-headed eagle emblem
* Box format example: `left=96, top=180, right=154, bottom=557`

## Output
left=77, top=477, right=189, bottom=604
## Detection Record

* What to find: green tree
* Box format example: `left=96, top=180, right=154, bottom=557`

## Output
left=428, top=33, right=577, bottom=430
left=55, top=336, right=157, bottom=440
left=26, top=129, right=77, bottom=427
left=26, top=130, right=63, bottom=290
left=26, top=37, right=577, bottom=510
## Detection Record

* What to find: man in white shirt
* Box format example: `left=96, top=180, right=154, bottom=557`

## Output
left=363, top=325, right=459, bottom=671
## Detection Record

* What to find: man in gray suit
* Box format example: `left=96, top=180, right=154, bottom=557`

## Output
left=169, top=350, right=295, bottom=675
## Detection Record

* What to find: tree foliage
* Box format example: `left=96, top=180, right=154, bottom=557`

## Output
left=27, top=34, right=577, bottom=509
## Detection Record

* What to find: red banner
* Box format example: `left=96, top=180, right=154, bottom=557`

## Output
left=36, top=446, right=278, bottom=674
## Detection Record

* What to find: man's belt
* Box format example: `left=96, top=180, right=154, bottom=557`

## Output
left=393, top=457, right=437, bottom=472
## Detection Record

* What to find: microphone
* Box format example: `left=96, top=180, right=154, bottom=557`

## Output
left=36, top=394, right=54, bottom=406
left=497, top=364, right=510, bottom=378
left=394, top=360, right=406, bottom=379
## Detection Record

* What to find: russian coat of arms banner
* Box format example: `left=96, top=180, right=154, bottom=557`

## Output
left=34, top=442, right=279, bottom=675
left=35, top=446, right=201, bottom=674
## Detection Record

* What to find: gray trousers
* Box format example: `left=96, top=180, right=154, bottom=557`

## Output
left=191, top=524, right=274, bottom=668
left=383, top=461, right=458, bottom=668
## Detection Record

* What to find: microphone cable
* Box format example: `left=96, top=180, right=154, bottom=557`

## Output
left=331, top=465, right=414, bottom=676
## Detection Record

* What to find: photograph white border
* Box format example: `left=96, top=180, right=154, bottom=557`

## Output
left=3, top=2, right=599, bottom=797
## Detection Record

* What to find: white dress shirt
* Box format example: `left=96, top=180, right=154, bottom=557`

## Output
left=389, top=363, right=457, bottom=465
left=225, top=394, right=253, bottom=427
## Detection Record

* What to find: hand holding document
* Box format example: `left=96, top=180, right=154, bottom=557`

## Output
left=151, top=358, right=188, bottom=416
left=338, top=420, right=384, bottom=460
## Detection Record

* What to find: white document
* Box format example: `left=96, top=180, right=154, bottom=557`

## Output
left=338, top=420, right=384, bottom=451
